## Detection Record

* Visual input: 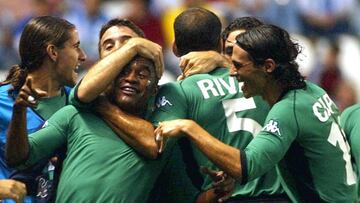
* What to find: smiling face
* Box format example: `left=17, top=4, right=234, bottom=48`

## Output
left=99, top=25, right=139, bottom=58
left=110, top=57, right=156, bottom=114
left=230, top=44, right=268, bottom=98
left=55, top=28, right=86, bottom=86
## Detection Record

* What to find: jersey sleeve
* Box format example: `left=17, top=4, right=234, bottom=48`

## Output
left=341, top=105, right=360, bottom=178
left=68, top=80, right=94, bottom=109
left=150, top=82, right=188, bottom=126
left=242, top=102, right=298, bottom=183
left=21, top=106, right=76, bottom=168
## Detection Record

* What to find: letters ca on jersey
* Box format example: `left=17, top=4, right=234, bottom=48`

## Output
left=262, top=119, right=282, bottom=137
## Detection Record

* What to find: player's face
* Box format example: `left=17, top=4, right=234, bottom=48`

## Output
left=224, top=29, right=244, bottom=59
left=55, top=29, right=86, bottom=86
left=230, top=45, right=267, bottom=98
left=99, top=25, right=139, bottom=58
left=112, top=58, right=155, bottom=111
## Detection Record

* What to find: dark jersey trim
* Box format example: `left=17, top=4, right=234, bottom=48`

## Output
left=240, top=149, right=248, bottom=184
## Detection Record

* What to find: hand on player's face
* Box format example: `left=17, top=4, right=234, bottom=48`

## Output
left=15, top=77, right=48, bottom=108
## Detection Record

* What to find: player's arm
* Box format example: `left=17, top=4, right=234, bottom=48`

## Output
left=77, top=38, right=164, bottom=103
left=6, top=78, right=47, bottom=167
left=156, top=116, right=295, bottom=183
left=178, top=50, right=233, bottom=80
left=95, top=96, right=158, bottom=159
left=155, top=119, right=243, bottom=182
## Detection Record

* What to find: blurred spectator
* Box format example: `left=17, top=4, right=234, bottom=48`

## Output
left=318, top=42, right=342, bottom=98
left=12, top=0, right=65, bottom=51
left=0, top=28, right=19, bottom=71
left=334, top=79, right=357, bottom=112
left=297, top=0, right=355, bottom=39
left=0, top=13, right=18, bottom=71
left=64, top=0, right=109, bottom=69
left=124, top=0, right=165, bottom=47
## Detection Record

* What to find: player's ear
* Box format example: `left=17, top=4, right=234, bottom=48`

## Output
left=153, top=85, right=159, bottom=96
left=172, top=42, right=180, bottom=57
left=46, top=44, right=58, bottom=62
left=264, top=58, right=276, bottom=73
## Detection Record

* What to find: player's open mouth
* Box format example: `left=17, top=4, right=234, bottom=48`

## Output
left=120, top=85, right=139, bottom=95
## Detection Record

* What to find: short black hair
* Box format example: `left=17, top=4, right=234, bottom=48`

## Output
left=174, top=7, right=221, bottom=56
left=221, top=17, right=263, bottom=42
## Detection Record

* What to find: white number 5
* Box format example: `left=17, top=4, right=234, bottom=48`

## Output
left=222, top=97, right=262, bottom=136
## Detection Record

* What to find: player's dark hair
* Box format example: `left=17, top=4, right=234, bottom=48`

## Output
left=0, top=16, right=75, bottom=96
left=221, top=17, right=263, bottom=52
left=174, top=7, right=221, bottom=56
left=235, top=24, right=305, bottom=91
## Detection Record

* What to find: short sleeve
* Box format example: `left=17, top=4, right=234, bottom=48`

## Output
left=68, top=80, right=94, bottom=109
left=243, top=103, right=298, bottom=182
left=21, top=106, right=76, bottom=168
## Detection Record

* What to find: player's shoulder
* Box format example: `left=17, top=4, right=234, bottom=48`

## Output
left=181, top=67, right=229, bottom=82
left=158, top=81, right=182, bottom=94
left=53, top=105, right=81, bottom=117
left=0, top=84, right=12, bottom=95
left=342, top=103, right=360, bottom=121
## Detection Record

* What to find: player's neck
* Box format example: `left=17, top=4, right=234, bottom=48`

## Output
left=27, top=67, right=62, bottom=97
left=262, top=82, right=283, bottom=107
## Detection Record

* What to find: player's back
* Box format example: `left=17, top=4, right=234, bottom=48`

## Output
left=275, top=81, right=357, bottom=202
left=154, top=68, right=284, bottom=197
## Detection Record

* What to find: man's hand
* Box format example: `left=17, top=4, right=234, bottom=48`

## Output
left=154, top=119, right=193, bottom=153
left=178, top=51, right=233, bottom=80
left=0, top=179, right=26, bottom=203
left=125, top=37, right=164, bottom=79
left=201, top=166, right=234, bottom=202
left=15, top=77, right=47, bottom=108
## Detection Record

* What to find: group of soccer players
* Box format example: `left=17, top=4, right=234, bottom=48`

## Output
left=0, top=6, right=359, bottom=203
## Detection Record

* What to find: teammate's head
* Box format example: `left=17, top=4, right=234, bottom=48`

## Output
left=221, top=17, right=263, bottom=59
left=107, top=55, right=158, bottom=116
left=1, top=16, right=84, bottom=94
left=98, top=18, right=145, bottom=58
left=173, top=7, right=221, bottom=56
left=230, top=24, right=305, bottom=98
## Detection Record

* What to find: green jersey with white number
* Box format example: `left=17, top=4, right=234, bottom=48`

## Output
left=341, top=103, right=360, bottom=202
left=151, top=68, right=284, bottom=197
left=243, top=81, right=357, bottom=203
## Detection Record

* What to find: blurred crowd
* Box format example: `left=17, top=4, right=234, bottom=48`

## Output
left=0, top=0, right=360, bottom=111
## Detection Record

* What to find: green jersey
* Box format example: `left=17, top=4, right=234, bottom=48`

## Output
left=341, top=103, right=360, bottom=202
left=35, top=90, right=67, bottom=120
left=21, top=105, right=181, bottom=203
left=151, top=68, right=284, bottom=197
left=243, top=81, right=357, bottom=203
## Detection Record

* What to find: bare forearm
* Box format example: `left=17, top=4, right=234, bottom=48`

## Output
left=78, top=45, right=137, bottom=103
left=100, top=109, right=158, bottom=159
left=184, top=122, right=242, bottom=181
left=6, top=104, right=29, bottom=167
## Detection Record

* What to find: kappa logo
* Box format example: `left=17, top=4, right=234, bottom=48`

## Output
left=42, top=121, right=49, bottom=128
left=156, top=96, right=173, bottom=108
left=262, top=119, right=281, bottom=136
